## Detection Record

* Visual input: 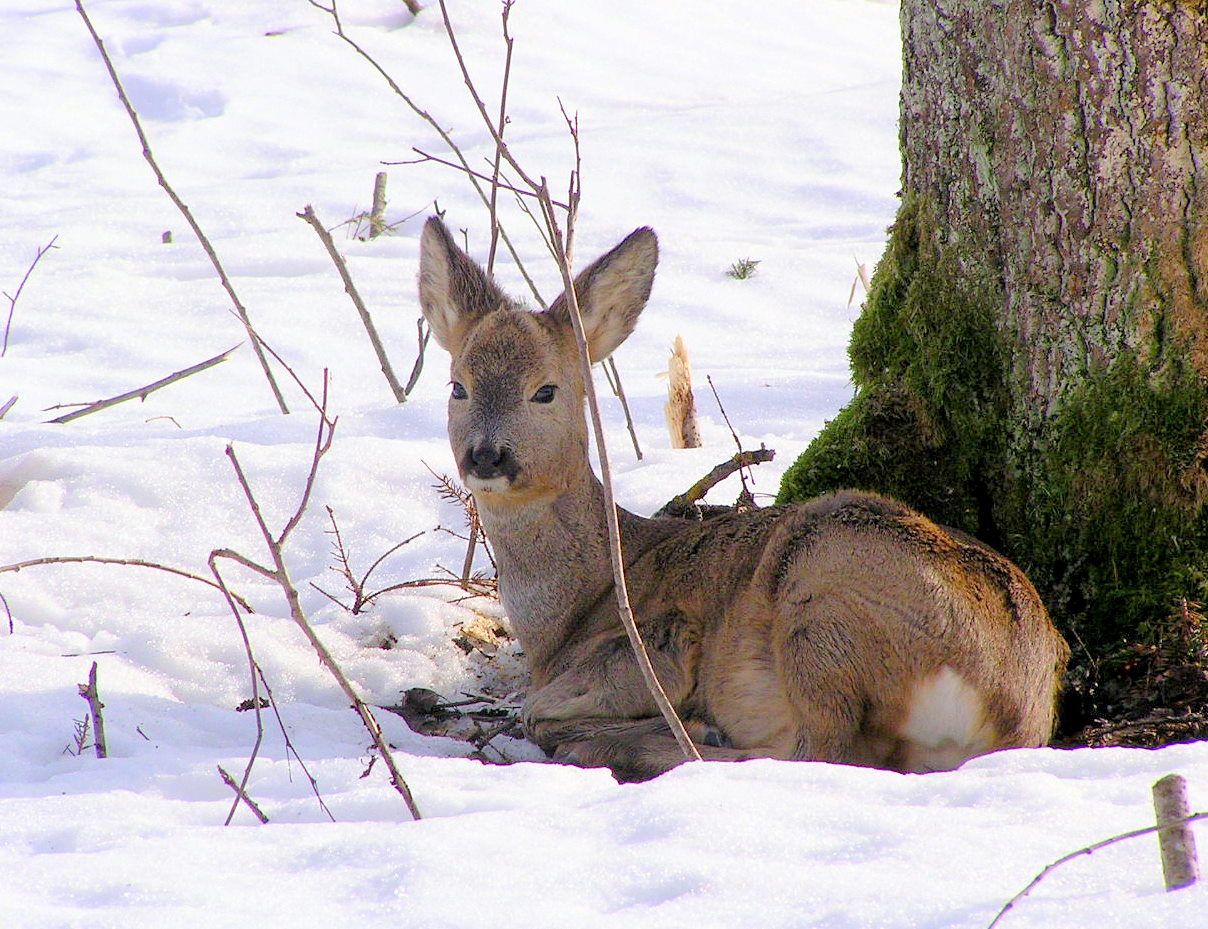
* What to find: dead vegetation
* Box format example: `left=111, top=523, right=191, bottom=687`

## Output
left=1058, top=599, right=1208, bottom=750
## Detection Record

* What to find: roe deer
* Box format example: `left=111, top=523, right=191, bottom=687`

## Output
left=417, top=216, right=1070, bottom=782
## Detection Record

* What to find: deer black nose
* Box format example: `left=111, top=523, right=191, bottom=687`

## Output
left=463, top=442, right=519, bottom=482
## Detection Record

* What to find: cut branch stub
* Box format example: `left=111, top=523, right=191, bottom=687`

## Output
left=1153, top=773, right=1201, bottom=892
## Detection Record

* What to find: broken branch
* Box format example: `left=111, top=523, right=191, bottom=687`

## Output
left=218, top=764, right=270, bottom=824
left=76, top=661, right=108, bottom=759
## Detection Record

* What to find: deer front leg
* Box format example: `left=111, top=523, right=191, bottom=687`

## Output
left=529, top=716, right=758, bottom=782
left=521, top=623, right=697, bottom=738
left=521, top=625, right=737, bottom=780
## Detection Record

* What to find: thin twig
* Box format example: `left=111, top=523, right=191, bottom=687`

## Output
left=0, top=590, right=11, bottom=634
left=76, top=661, right=108, bottom=759
left=986, top=811, right=1208, bottom=928
left=257, top=665, right=335, bottom=822
left=434, top=0, right=546, bottom=196
left=403, top=318, right=432, bottom=397
left=73, top=0, right=288, bottom=414
left=707, top=374, right=756, bottom=502
left=3, top=235, right=58, bottom=357
left=486, top=1, right=516, bottom=275
left=45, top=344, right=240, bottom=424
left=209, top=553, right=269, bottom=825
left=0, top=396, right=15, bottom=421
left=351, top=573, right=497, bottom=604
left=297, top=205, right=408, bottom=403
left=317, top=506, right=424, bottom=614
left=603, top=356, right=642, bottom=460
left=306, top=0, right=545, bottom=307
left=546, top=216, right=700, bottom=764
left=0, top=555, right=255, bottom=614
left=218, top=765, right=270, bottom=824
left=399, top=150, right=569, bottom=210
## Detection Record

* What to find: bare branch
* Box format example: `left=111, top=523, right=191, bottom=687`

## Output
left=0, top=555, right=255, bottom=614
left=602, top=356, right=642, bottom=461
left=256, top=665, right=336, bottom=822
left=486, top=1, right=516, bottom=274
left=0, top=396, right=16, bottom=421
left=220, top=389, right=421, bottom=819
left=415, top=5, right=698, bottom=763
left=45, top=344, right=240, bottom=424
left=73, top=0, right=288, bottom=414
left=397, top=149, right=569, bottom=210
left=543, top=209, right=700, bottom=764
left=707, top=374, right=756, bottom=504
left=3, top=235, right=58, bottom=357
left=297, top=205, right=409, bottom=403
left=403, top=318, right=431, bottom=397
left=209, top=552, right=269, bottom=825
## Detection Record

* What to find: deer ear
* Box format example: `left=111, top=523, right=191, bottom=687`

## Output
left=548, top=227, right=658, bottom=362
left=418, top=216, right=506, bottom=354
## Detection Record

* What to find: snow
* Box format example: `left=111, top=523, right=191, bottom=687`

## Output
left=1, top=1, right=1204, bottom=926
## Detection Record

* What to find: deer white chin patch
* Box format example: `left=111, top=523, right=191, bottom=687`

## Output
left=897, top=667, right=996, bottom=772
left=465, top=474, right=514, bottom=495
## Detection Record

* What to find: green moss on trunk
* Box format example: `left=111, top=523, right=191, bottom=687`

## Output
left=777, top=195, right=1008, bottom=540
left=779, top=193, right=1208, bottom=668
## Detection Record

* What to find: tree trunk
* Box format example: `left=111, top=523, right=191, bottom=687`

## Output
left=779, top=2, right=1208, bottom=681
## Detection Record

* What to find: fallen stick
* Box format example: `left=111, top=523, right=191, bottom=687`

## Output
left=986, top=804, right=1208, bottom=928
left=654, top=448, right=776, bottom=518
left=45, top=344, right=239, bottom=424
left=218, top=765, right=270, bottom=824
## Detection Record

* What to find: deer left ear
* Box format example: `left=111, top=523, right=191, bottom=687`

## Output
left=418, top=216, right=507, bottom=355
left=547, top=227, right=658, bottom=362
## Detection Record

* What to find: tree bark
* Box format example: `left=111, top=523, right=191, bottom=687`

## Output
left=779, top=1, right=1208, bottom=669
left=901, top=1, right=1208, bottom=407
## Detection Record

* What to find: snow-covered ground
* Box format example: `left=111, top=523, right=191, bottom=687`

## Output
left=1, top=1, right=1203, bottom=926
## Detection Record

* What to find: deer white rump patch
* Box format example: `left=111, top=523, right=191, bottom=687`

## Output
left=897, top=667, right=995, bottom=772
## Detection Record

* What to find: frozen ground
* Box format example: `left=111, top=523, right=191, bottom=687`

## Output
left=1, top=1, right=1204, bottom=926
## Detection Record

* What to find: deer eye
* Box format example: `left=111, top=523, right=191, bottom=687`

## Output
left=450, top=381, right=467, bottom=400
left=531, top=384, right=557, bottom=404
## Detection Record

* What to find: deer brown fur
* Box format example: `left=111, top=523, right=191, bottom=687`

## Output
left=418, top=216, right=1070, bottom=782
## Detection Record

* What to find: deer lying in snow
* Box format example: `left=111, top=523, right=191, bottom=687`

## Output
left=417, top=216, right=1070, bottom=782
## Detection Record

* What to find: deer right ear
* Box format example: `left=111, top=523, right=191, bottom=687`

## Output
left=418, top=216, right=504, bottom=354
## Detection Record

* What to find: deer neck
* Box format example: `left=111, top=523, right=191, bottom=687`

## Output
left=474, top=468, right=624, bottom=675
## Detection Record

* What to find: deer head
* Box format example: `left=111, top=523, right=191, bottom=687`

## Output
left=418, top=217, right=658, bottom=506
